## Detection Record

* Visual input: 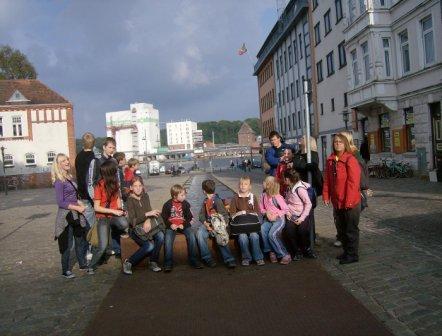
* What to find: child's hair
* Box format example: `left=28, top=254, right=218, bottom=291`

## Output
left=263, top=176, right=280, bottom=196
left=114, top=152, right=126, bottom=164
left=128, top=158, right=139, bottom=168
left=51, top=153, right=71, bottom=183
left=283, top=170, right=301, bottom=186
left=202, top=179, right=216, bottom=194
left=240, top=176, right=251, bottom=183
left=100, top=160, right=119, bottom=202
left=103, top=137, right=116, bottom=147
left=170, top=184, right=185, bottom=198
left=130, top=176, right=144, bottom=186
left=82, top=132, right=95, bottom=150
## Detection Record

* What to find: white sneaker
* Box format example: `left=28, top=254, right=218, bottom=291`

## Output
left=62, top=271, right=76, bottom=279
left=149, top=262, right=162, bottom=272
left=334, top=240, right=342, bottom=247
left=123, top=259, right=133, bottom=275
left=86, top=251, right=93, bottom=261
left=86, top=268, right=95, bottom=275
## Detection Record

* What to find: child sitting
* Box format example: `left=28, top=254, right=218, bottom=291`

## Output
left=260, top=176, right=291, bottom=265
left=283, top=170, right=312, bottom=261
left=125, top=176, right=165, bottom=273
left=229, top=176, right=264, bottom=266
left=161, top=184, right=202, bottom=272
left=124, top=158, right=140, bottom=185
left=196, top=179, right=236, bottom=269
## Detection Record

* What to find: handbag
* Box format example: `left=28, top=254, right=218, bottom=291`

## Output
left=133, top=216, right=164, bottom=241
left=229, top=212, right=261, bottom=235
left=86, top=220, right=99, bottom=247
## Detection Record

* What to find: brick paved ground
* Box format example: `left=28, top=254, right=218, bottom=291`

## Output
left=0, top=174, right=189, bottom=336
left=214, top=169, right=442, bottom=336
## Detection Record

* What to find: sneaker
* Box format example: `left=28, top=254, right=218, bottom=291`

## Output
left=256, top=259, right=265, bottom=266
left=269, top=252, right=278, bottom=263
left=304, top=249, right=317, bottom=259
left=339, top=255, right=359, bottom=265
left=192, top=262, right=204, bottom=269
left=205, top=259, right=217, bottom=268
left=333, top=240, right=342, bottom=247
left=241, top=259, right=250, bottom=266
left=62, top=271, right=75, bottom=279
left=86, top=268, right=95, bottom=275
left=292, top=252, right=303, bottom=261
left=86, top=251, right=93, bottom=261
left=149, top=262, right=162, bottom=272
left=79, top=265, right=89, bottom=271
left=164, top=265, right=173, bottom=273
left=280, top=254, right=291, bottom=265
left=226, top=261, right=236, bottom=269
left=123, top=259, right=133, bottom=275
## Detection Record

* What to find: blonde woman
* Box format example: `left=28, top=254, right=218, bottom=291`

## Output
left=52, top=153, right=88, bottom=279
left=259, top=176, right=291, bottom=265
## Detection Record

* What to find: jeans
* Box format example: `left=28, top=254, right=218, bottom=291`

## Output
left=261, top=217, right=288, bottom=258
left=79, top=199, right=95, bottom=230
left=110, top=216, right=129, bottom=254
left=58, top=224, right=88, bottom=273
left=128, top=231, right=155, bottom=266
left=150, top=231, right=165, bottom=263
left=89, top=218, right=111, bottom=269
left=164, top=227, right=199, bottom=267
left=196, top=225, right=235, bottom=263
left=237, top=232, right=263, bottom=262
left=335, top=206, right=361, bottom=257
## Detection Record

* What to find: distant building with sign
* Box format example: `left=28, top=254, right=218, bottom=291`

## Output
left=106, top=102, right=160, bottom=159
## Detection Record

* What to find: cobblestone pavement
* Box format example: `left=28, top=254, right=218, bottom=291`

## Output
left=214, top=169, right=442, bottom=336
left=0, top=174, right=189, bottom=336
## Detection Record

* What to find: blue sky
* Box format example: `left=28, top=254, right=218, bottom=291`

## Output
left=0, top=0, right=277, bottom=136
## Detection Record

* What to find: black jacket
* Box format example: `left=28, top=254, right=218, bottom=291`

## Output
left=161, top=199, right=193, bottom=229
left=292, top=151, right=323, bottom=196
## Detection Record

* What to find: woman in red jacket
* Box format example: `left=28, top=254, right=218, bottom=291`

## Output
left=323, top=134, right=361, bottom=264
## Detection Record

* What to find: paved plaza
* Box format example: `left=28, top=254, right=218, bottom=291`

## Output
left=0, top=170, right=441, bottom=335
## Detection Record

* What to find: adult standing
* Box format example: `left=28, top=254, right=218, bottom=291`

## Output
left=52, top=153, right=88, bottom=278
left=360, top=136, right=370, bottom=164
left=264, top=131, right=294, bottom=176
left=323, top=134, right=361, bottom=265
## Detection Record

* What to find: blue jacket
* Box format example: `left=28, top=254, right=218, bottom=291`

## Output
left=265, top=143, right=295, bottom=176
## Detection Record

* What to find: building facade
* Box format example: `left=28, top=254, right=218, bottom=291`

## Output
left=254, top=0, right=317, bottom=148
left=166, top=120, right=198, bottom=150
left=238, top=122, right=257, bottom=146
left=0, top=79, right=75, bottom=188
left=106, top=102, right=160, bottom=159
left=256, top=56, right=276, bottom=143
left=344, top=0, right=442, bottom=176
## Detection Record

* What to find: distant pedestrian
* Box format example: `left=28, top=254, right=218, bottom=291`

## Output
left=360, top=136, right=370, bottom=164
left=114, top=152, right=128, bottom=203
left=52, top=153, right=88, bottom=279
left=264, top=131, right=295, bottom=176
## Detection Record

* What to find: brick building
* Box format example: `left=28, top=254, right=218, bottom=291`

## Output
left=0, top=79, right=75, bottom=188
left=238, top=122, right=257, bottom=147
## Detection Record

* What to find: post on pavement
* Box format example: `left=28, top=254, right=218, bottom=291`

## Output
left=1, top=146, right=7, bottom=196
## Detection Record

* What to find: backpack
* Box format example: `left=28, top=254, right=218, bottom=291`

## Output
left=295, top=182, right=317, bottom=209
left=210, top=213, right=230, bottom=246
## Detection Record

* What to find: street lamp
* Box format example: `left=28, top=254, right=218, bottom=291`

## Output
left=1, top=146, right=7, bottom=195
left=342, top=110, right=350, bottom=130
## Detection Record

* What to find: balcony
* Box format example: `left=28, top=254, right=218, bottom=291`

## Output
left=348, top=80, right=397, bottom=112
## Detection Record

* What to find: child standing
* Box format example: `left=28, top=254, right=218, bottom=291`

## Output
left=196, top=179, right=236, bottom=269
left=161, top=185, right=202, bottom=272
left=229, top=176, right=264, bottom=266
left=283, top=170, right=312, bottom=261
left=260, top=176, right=291, bottom=265
left=124, top=158, right=140, bottom=185
left=125, top=176, right=165, bottom=274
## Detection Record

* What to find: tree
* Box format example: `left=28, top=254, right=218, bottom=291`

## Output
left=0, top=45, right=37, bottom=80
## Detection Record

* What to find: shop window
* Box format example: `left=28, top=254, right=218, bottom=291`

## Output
left=404, top=108, right=415, bottom=152
left=379, top=113, right=391, bottom=152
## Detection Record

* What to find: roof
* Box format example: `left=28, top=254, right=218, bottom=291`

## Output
left=0, top=79, right=70, bottom=106
left=238, top=122, right=255, bottom=135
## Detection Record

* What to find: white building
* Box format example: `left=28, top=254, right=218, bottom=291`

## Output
left=106, top=102, right=160, bottom=158
left=166, top=120, right=197, bottom=150
left=0, top=79, right=76, bottom=188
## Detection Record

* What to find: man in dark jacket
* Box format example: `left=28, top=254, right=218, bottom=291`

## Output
left=264, top=131, right=295, bottom=176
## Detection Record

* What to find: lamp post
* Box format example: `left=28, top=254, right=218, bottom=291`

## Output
left=1, top=146, right=7, bottom=196
left=342, top=110, right=350, bottom=130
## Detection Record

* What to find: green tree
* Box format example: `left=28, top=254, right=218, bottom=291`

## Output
left=0, top=45, right=37, bottom=80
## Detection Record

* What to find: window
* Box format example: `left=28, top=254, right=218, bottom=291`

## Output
left=351, top=49, right=359, bottom=86
left=379, top=113, right=391, bottom=152
left=288, top=115, right=291, bottom=131
left=331, top=98, right=335, bottom=111
left=293, top=39, right=298, bottom=63
left=276, top=59, right=280, bottom=78
left=284, top=51, right=287, bottom=72
left=380, top=0, right=386, bottom=6
left=47, top=151, right=56, bottom=164
left=359, top=0, right=366, bottom=13
left=324, top=10, right=331, bottom=35
left=299, top=34, right=303, bottom=59
left=361, top=42, right=370, bottom=81
left=314, top=23, right=321, bottom=45
left=335, top=0, right=343, bottom=23
left=338, top=41, right=346, bottom=68
left=344, top=92, right=348, bottom=107
left=288, top=45, right=293, bottom=68
left=290, top=83, right=294, bottom=101
left=296, top=80, right=299, bottom=97
left=383, top=38, right=391, bottom=77
left=280, top=55, right=283, bottom=75
left=320, top=103, right=324, bottom=115
left=282, top=89, right=285, bottom=105
left=0, top=117, right=3, bottom=137
left=399, top=30, right=410, bottom=74
left=298, top=111, right=302, bottom=128
left=421, top=16, right=435, bottom=65
left=286, top=86, right=289, bottom=102
left=278, top=92, right=281, bottom=106
left=316, top=60, right=323, bottom=83
left=313, top=0, right=318, bottom=9
left=404, top=108, right=415, bottom=152
left=4, top=154, right=14, bottom=167
left=12, top=116, right=23, bottom=137
left=326, top=51, right=335, bottom=76
left=348, top=0, right=356, bottom=23
left=25, top=153, right=36, bottom=166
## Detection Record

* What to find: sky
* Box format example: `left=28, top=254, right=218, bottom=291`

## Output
left=0, top=0, right=278, bottom=137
